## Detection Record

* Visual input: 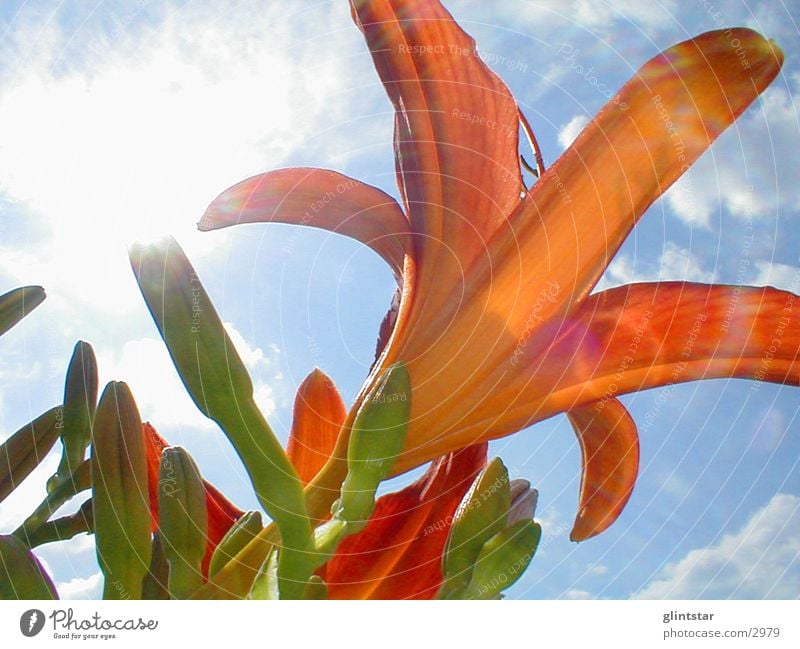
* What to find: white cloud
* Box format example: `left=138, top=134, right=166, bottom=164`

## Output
left=0, top=453, right=59, bottom=533
left=487, top=0, right=678, bottom=34
left=565, top=588, right=592, bottom=599
left=633, top=493, right=800, bottom=599
left=658, top=241, right=713, bottom=282
left=588, top=564, right=609, bottom=576
left=95, top=321, right=281, bottom=430
left=96, top=337, right=215, bottom=431
left=666, top=87, right=800, bottom=229
left=557, top=115, right=590, bottom=149
left=753, top=261, right=800, bottom=292
left=0, top=1, right=362, bottom=317
left=57, top=572, right=103, bottom=600
left=599, top=241, right=712, bottom=289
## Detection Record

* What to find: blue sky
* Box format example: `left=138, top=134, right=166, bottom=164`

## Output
left=0, top=0, right=798, bottom=600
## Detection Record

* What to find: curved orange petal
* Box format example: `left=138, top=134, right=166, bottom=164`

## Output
left=493, top=29, right=784, bottom=334
left=389, top=280, right=798, bottom=474
left=567, top=398, right=639, bottom=542
left=326, top=443, right=486, bottom=599
left=202, top=482, right=245, bottom=576
left=143, top=422, right=168, bottom=531
left=351, top=0, right=523, bottom=309
left=199, top=168, right=409, bottom=276
left=286, top=368, right=347, bottom=485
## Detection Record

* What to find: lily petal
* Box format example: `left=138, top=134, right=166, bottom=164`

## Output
left=494, top=28, right=783, bottom=332
left=351, top=0, right=523, bottom=299
left=391, top=280, right=798, bottom=474
left=326, top=443, right=486, bottom=599
left=286, top=369, right=347, bottom=485
left=501, top=281, right=799, bottom=438
left=567, top=398, right=639, bottom=542
left=199, top=168, right=409, bottom=276
left=382, top=29, right=785, bottom=469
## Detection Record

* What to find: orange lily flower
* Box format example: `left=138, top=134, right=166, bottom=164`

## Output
left=143, top=422, right=244, bottom=577
left=200, top=0, right=796, bottom=540
left=286, top=368, right=487, bottom=599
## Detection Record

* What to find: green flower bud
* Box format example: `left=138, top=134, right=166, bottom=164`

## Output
left=0, top=286, right=45, bottom=337
left=208, top=511, right=263, bottom=578
left=141, top=534, right=170, bottom=601
left=49, top=341, right=98, bottom=491
left=463, top=520, right=541, bottom=600
left=338, top=363, right=410, bottom=528
left=440, top=458, right=511, bottom=596
left=91, top=381, right=151, bottom=600
left=302, top=575, right=327, bottom=600
left=0, top=534, right=58, bottom=599
left=249, top=547, right=279, bottom=600
left=158, top=446, right=208, bottom=598
left=130, top=237, right=311, bottom=599
left=0, top=407, right=61, bottom=504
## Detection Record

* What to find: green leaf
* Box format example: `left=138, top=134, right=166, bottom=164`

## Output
left=158, top=447, right=207, bottom=598
left=439, top=458, right=511, bottom=598
left=0, top=534, right=59, bottom=599
left=91, top=381, right=151, bottom=600
left=49, top=341, right=98, bottom=491
left=130, top=236, right=311, bottom=598
left=463, top=520, right=541, bottom=600
left=0, top=286, right=45, bottom=337
left=0, top=407, right=61, bottom=504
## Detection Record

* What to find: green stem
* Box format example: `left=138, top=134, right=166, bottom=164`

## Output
left=14, top=461, right=90, bottom=541
left=230, top=399, right=313, bottom=599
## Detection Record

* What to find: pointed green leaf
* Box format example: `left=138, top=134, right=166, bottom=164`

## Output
left=91, top=381, right=151, bottom=600
left=0, top=407, right=61, bottom=503
left=0, top=534, right=59, bottom=599
left=0, top=286, right=45, bottom=337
